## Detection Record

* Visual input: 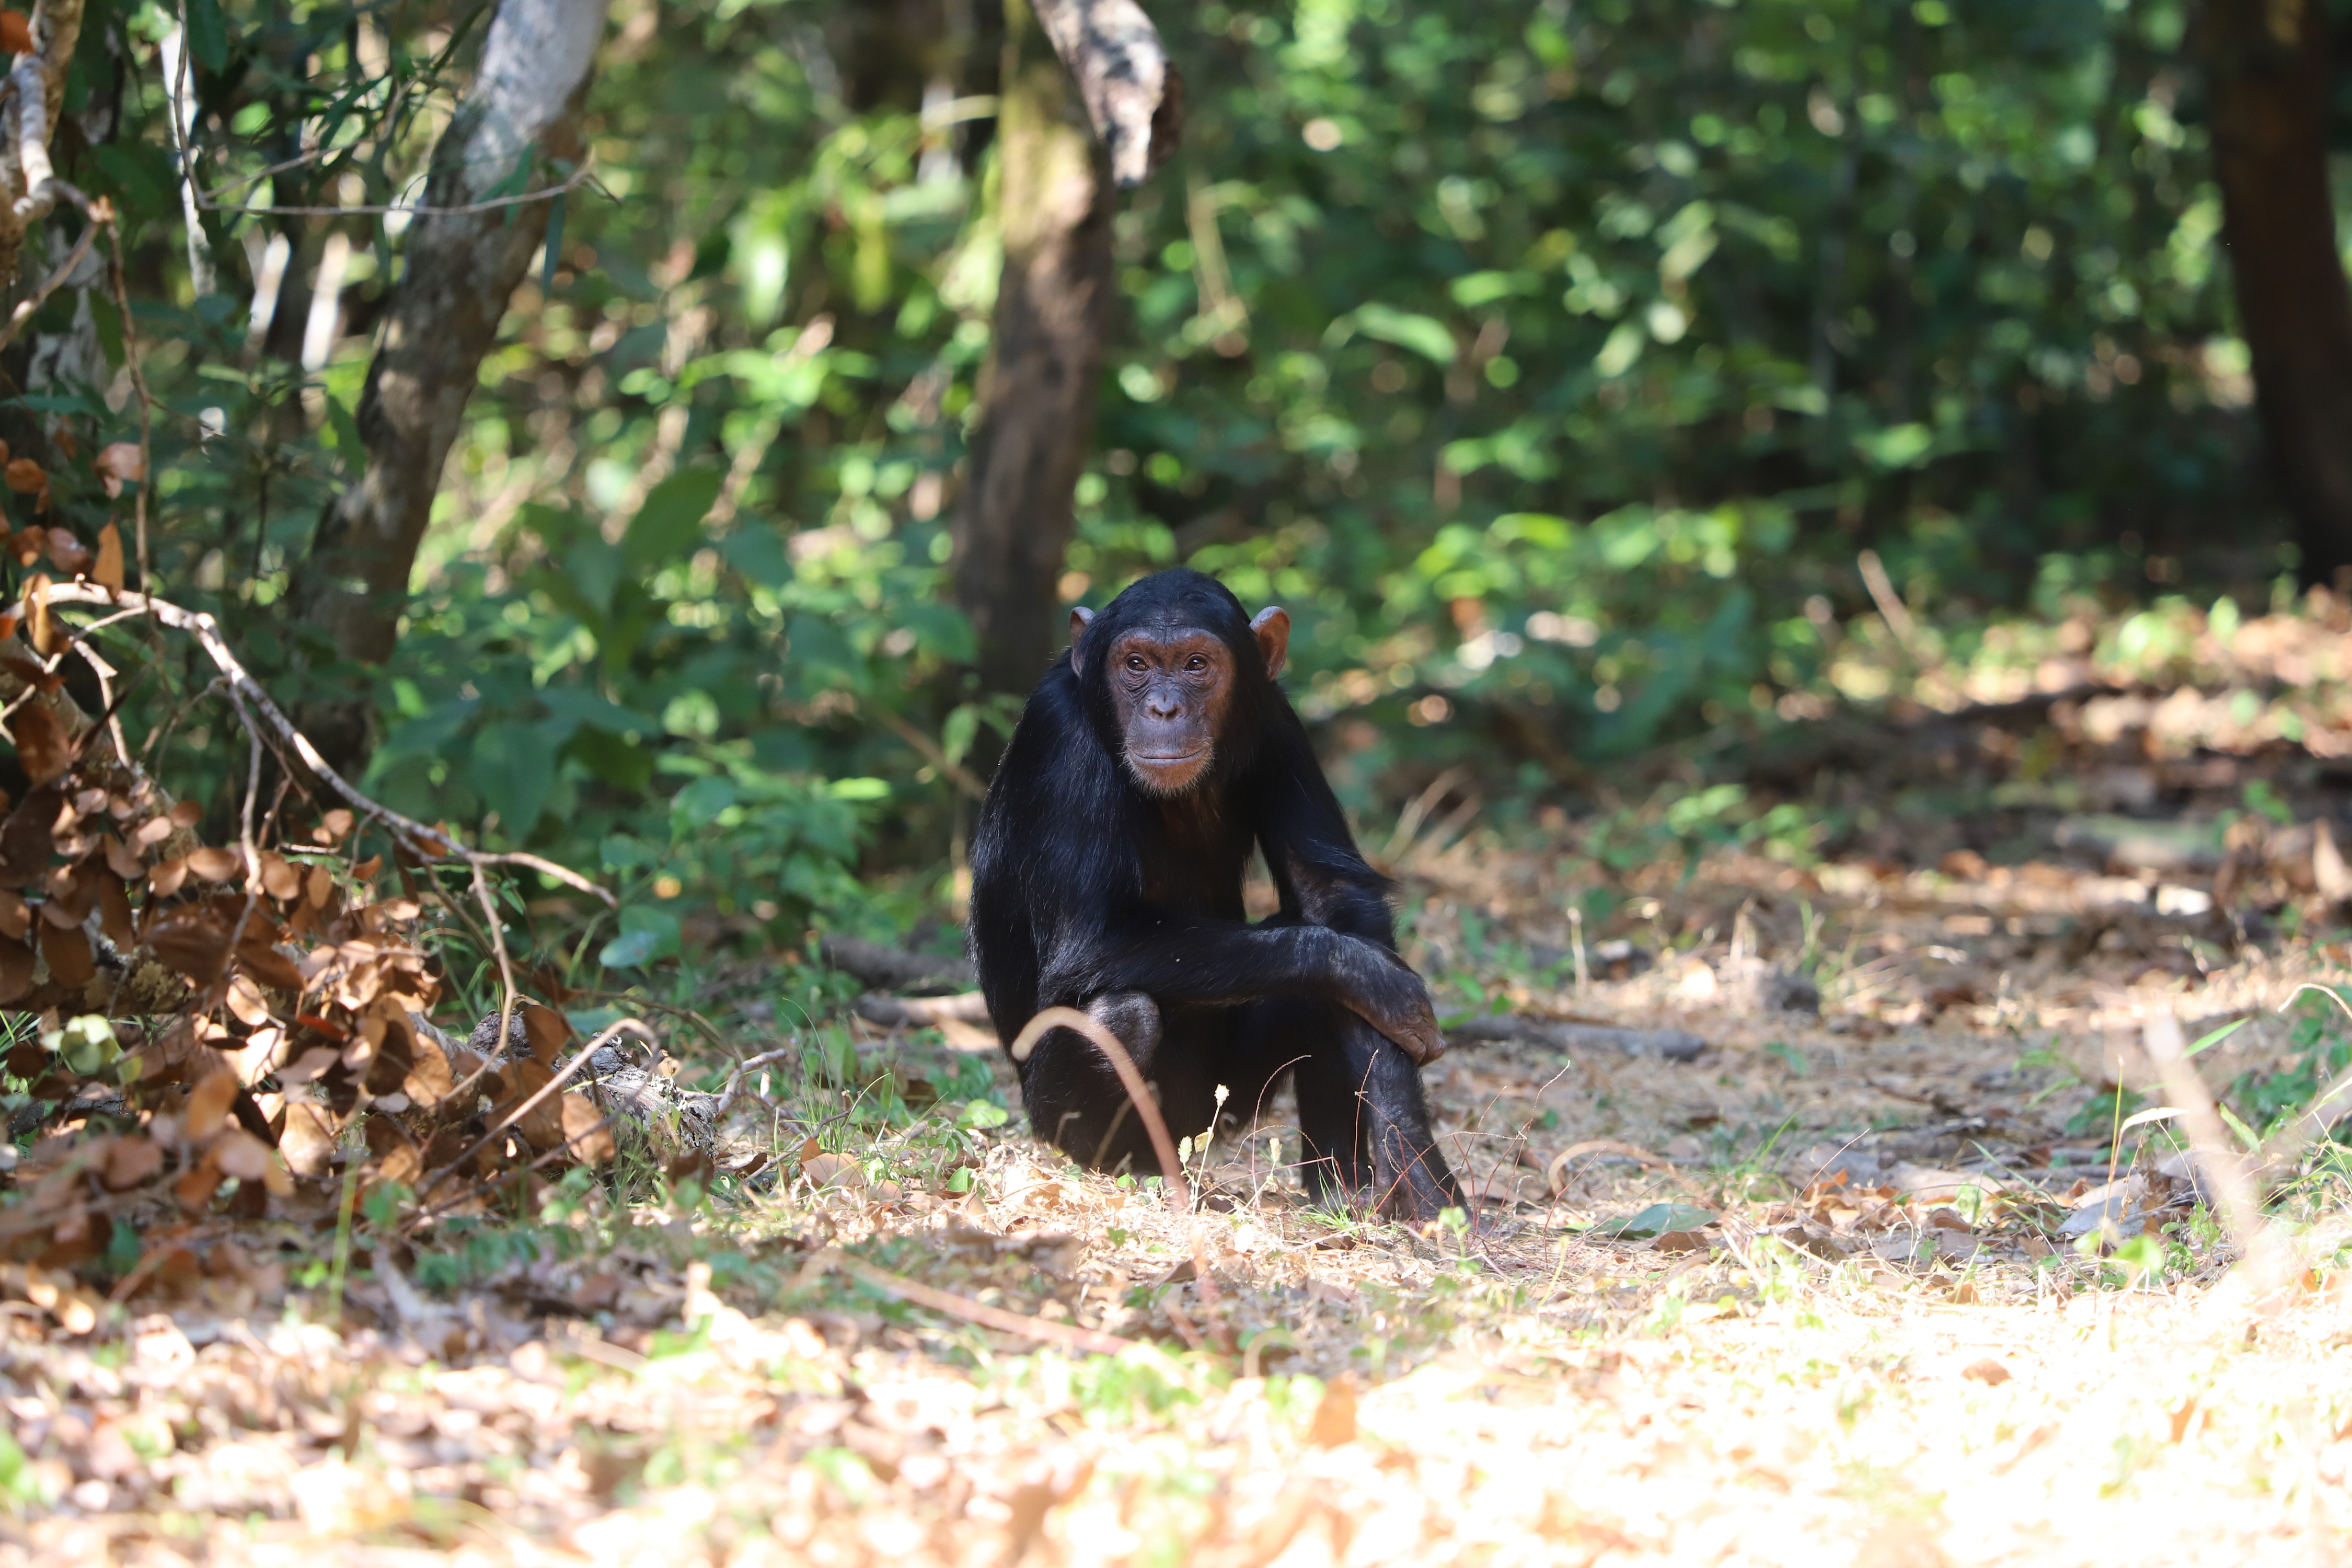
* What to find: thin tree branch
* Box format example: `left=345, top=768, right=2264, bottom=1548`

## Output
left=35, top=582, right=616, bottom=905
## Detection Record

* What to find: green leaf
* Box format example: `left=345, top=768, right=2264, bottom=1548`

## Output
left=601, top=906, right=682, bottom=969
left=942, top=705, right=981, bottom=768
left=2185, top=1019, right=2248, bottom=1058
left=186, top=0, right=230, bottom=72
left=1605, top=1203, right=1715, bottom=1239
left=671, top=775, right=738, bottom=829
left=571, top=727, right=654, bottom=792
left=1350, top=303, right=1457, bottom=364
left=471, top=721, right=559, bottom=835
left=1855, top=422, right=1935, bottom=470
left=624, top=468, right=724, bottom=569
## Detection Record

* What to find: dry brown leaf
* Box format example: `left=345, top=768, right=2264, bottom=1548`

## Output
left=500, top=1057, right=564, bottom=1148
left=214, top=1131, right=271, bottom=1182
left=168, top=801, right=202, bottom=830
left=560, top=1092, right=615, bottom=1163
left=97, top=871, right=133, bottom=947
left=186, top=1069, right=238, bottom=1142
left=101, top=1136, right=163, bottom=1191
left=131, top=814, right=176, bottom=850
left=224, top=972, right=271, bottom=1027
left=14, top=703, right=73, bottom=785
left=237, top=939, right=304, bottom=993
left=6, top=457, right=49, bottom=493
left=43, top=861, right=95, bottom=924
left=0, top=887, right=27, bottom=940
left=94, top=443, right=142, bottom=499
left=278, top=1045, right=340, bottom=1086
left=102, top=833, right=142, bottom=880
left=1308, top=1373, right=1358, bottom=1447
left=304, top=862, right=333, bottom=909
left=317, top=809, right=355, bottom=844
left=175, top=1154, right=224, bottom=1211
left=403, top=1034, right=455, bottom=1110
left=523, top=1000, right=571, bottom=1065
left=187, top=846, right=240, bottom=882
left=42, top=528, right=90, bottom=575
left=259, top=851, right=300, bottom=900
left=40, top=920, right=93, bottom=987
left=149, top=856, right=189, bottom=898
left=0, top=935, right=31, bottom=1002
left=145, top=912, right=225, bottom=981
left=279, top=1101, right=337, bottom=1178
left=91, top=522, right=123, bottom=590
left=21, top=573, right=53, bottom=653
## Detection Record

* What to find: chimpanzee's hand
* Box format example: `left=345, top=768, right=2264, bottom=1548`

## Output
left=1332, top=936, right=1446, bottom=1064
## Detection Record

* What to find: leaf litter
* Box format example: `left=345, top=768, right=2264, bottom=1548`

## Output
left=9, top=593, right=2352, bottom=1562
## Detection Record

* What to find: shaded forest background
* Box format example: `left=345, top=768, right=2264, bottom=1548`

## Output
left=6, top=0, right=2352, bottom=981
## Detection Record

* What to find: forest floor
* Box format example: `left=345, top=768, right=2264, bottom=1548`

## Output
left=8, top=594, right=2352, bottom=1565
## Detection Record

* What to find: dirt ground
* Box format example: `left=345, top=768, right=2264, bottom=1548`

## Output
left=7, top=596, right=2352, bottom=1566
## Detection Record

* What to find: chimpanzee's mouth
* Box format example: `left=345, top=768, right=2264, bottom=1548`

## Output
left=1131, top=750, right=1205, bottom=765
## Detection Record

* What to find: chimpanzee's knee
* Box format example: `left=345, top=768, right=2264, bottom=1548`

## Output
left=1083, top=990, right=1161, bottom=1066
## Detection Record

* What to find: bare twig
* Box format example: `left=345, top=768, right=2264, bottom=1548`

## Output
left=2141, top=1013, right=2295, bottom=1309
left=199, top=157, right=603, bottom=217
left=35, top=583, right=614, bottom=905
left=870, top=704, right=987, bottom=801
left=0, top=200, right=96, bottom=356
left=99, top=216, right=154, bottom=588
left=1857, top=549, right=1927, bottom=661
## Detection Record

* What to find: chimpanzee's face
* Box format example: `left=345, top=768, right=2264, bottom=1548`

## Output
left=1104, top=627, right=1235, bottom=795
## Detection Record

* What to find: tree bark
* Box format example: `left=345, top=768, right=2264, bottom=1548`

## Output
left=0, top=0, right=88, bottom=289
left=2203, top=0, right=2352, bottom=585
left=949, top=0, right=1119, bottom=705
left=949, top=0, right=1178, bottom=707
left=292, top=0, right=608, bottom=773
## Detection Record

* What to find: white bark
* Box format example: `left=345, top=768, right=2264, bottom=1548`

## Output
left=1028, top=0, right=1180, bottom=187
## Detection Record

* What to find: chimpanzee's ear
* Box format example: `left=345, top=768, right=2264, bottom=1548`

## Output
left=1250, top=606, right=1290, bottom=681
left=1069, top=606, right=1094, bottom=658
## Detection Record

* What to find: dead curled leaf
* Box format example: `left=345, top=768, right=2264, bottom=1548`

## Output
left=14, top=704, right=73, bottom=786
left=39, top=919, right=92, bottom=987
left=95, top=442, right=143, bottom=498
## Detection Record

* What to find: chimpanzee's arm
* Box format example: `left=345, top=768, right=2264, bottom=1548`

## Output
left=1251, top=703, right=1400, bottom=946
left=1044, top=916, right=1441, bottom=1062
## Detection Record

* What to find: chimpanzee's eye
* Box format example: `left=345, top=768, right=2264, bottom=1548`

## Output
left=1185, top=654, right=1205, bottom=671
left=1126, top=654, right=1146, bottom=671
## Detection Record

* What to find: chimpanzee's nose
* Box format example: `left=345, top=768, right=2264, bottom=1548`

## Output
left=1147, top=691, right=1183, bottom=720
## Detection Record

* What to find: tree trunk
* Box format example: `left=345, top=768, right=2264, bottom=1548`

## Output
left=291, top=0, right=608, bottom=773
left=2203, top=0, right=2352, bottom=585
left=949, top=0, right=1118, bottom=707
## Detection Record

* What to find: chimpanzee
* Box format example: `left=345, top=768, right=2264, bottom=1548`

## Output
left=969, top=568, right=1463, bottom=1220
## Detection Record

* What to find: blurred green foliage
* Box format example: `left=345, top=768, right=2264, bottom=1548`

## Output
left=11, top=0, right=2288, bottom=965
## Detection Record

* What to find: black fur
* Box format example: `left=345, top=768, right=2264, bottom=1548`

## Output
left=969, top=569, right=1462, bottom=1219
